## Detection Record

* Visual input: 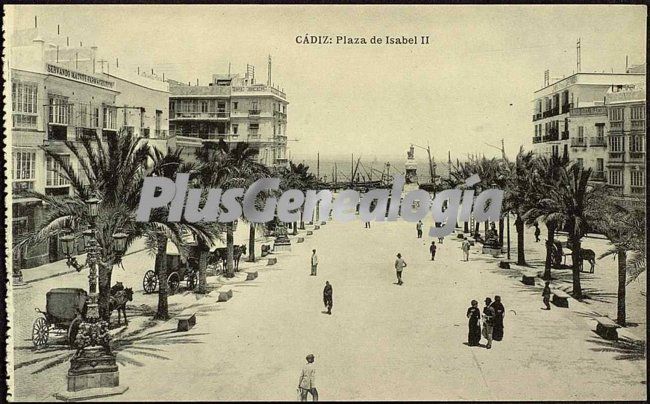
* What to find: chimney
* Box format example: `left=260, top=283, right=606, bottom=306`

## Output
left=91, top=46, right=98, bottom=73
left=116, top=58, right=119, bottom=68
left=32, top=35, right=45, bottom=63
left=268, top=55, right=272, bottom=86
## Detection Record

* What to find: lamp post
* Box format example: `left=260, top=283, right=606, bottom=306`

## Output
left=55, top=197, right=129, bottom=400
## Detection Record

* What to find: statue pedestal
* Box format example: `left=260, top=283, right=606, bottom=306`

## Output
left=55, top=348, right=127, bottom=401
left=273, top=236, right=291, bottom=252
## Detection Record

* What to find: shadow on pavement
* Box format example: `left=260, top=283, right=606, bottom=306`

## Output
left=586, top=334, right=646, bottom=361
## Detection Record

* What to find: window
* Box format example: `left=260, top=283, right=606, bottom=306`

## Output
left=49, top=95, right=71, bottom=125
left=609, top=136, right=623, bottom=152
left=12, top=151, right=37, bottom=192
left=282, top=105, right=286, bottom=114
left=251, top=101, right=259, bottom=111
left=576, top=158, right=583, bottom=167
left=610, top=107, right=624, bottom=121
left=631, top=171, right=644, bottom=187
left=249, top=123, right=259, bottom=130
left=78, top=104, right=88, bottom=128
left=631, top=106, right=645, bottom=120
left=103, top=106, right=117, bottom=130
left=578, top=126, right=584, bottom=140
left=563, top=144, right=568, bottom=159
left=630, top=135, right=645, bottom=152
left=596, top=158, right=604, bottom=172
left=232, top=124, right=238, bottom=135
left=91, top=108, right=99, bottom=128
left=596, top=124, right=604, bottom=138
left=551, top=145, right=559, bottom=157
left=46, top=155, right=70, bottom=187
left=608, top=170, right=623, bottom=186
left=155, top=110, right=162, bottom=131
left=12, top=81, right=38, bottom=129
left=233, top=102, right=238, bottom=110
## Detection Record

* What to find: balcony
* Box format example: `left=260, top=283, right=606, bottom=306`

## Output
left=570, top=138, right=587, bottom=147
left=590, top=171, right=605, bottom=182
left=561, top=130, right=569, bottom=140
left=610, top=121, right=623, bottom=131
left=631, top=120, right=645, bottom=131
left=630, top=186, right=646, bottom=195
left=532, top=113, right=542, bottom=121
left=629, top=150, right=645, bottom=160
left=274, top=110, right=287, bottom=120
left=532, top=136, right=542, bottom=144
left=560, top=103, right=573, bottom=114
left=171, top=111, right=230, bottom=120
left=140, top=128, right=150, bottom=138
left=75, top=127, right=98, bottom=142
left=570, top=106, right=607, bottom=117
left=248, top=110, right=261, bottom=116
left=589, top=137, right=606, bottom=147
left=542, top=128, right=559, bottom=142
left=154, top=129, right=168, bottom=138
left=47, top=126, right=68, bottom=142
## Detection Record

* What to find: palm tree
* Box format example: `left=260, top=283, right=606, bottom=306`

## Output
left=538, top=163, right=605, bottom=298
left=196, top=141, right=268, bottom=277
left=595, top=199, right=646, bottom=326
left=15, top=130, right=216, bottom=320
left=523, top=155, right=570, bottom=279
left=277, top=162, right=317, bottom=234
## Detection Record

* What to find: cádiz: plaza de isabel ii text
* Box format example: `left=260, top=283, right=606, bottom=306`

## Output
left=295, top=35, right=430, bottom=45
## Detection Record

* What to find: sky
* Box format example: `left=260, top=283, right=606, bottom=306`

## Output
left=5, top=5, right=647, bottom=161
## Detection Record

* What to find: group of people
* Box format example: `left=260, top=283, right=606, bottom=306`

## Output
left=466, top=296, right=505, bottom=349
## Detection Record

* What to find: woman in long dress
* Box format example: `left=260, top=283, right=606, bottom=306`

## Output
left=492, top=295, right=505, bottom=341
left=466, top=300, right=481, bottom=346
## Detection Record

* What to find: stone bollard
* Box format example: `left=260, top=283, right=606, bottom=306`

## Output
left=297, top=237, right=305, bottom=243
left=246, top=271, right=258, bottom=280
left=306, top=231, right=313, bottom=236
left=321, top=221, right=327, bottom=225
left=218, top=289, right=233, bottom=302
left=268, top=257, right=278, bottom=265
left=499, top=261, right=510, bottom=269
left=314, top=225, right=321, bottom=230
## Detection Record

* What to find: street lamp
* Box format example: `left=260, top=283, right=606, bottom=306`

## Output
left=55, top=197, right=129, bottom=399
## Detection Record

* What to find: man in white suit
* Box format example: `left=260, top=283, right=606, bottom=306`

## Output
left=298, top=354, right=318, bottom=401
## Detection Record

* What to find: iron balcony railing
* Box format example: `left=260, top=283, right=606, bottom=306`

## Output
left=589, top=137, right=606, bottom=147
left=570, top=138, right=587, bottom=147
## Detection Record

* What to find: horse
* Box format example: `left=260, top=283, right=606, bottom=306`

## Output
left=580, top=249, right=596, bottom=273
left=109, top=286, right=134, bottom=326
left=211, top=244, right=247, bottom=272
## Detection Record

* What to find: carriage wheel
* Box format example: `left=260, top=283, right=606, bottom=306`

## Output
left=187, top=271, right=198, bottom=290
left=143, top=270, right=158, bottom=294
left=32, top=317, right=49, bottom=347
left=68, top=317, right=82, bottom=348
left=168, top=272, right=180, bottom=295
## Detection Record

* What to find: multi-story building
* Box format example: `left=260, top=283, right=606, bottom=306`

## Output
left=531, top=70, right=645, bottom=191
left=168, top=67, right=289, bottom=167
left=604, top=82, right=645, bottom=200
left=9, top=27, right=170, bottom=270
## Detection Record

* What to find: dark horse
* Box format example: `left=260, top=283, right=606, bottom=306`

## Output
left=552, top=242, right=596, bottom=273
left=109, top=282, right=134, bottom=326
left=211, top=244, right=247, bottom=272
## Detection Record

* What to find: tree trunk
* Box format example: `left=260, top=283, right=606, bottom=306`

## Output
left=225, top=223, right=234, bottom=278
left=570, top=236, right=582, bottom=299
left=498, top=218, right=504, bottom=247
left=484, top=221, right=489, bottom=238
left=197, top=247, right=208, bottom=294
left=299, top=221, right=305, bottom=230
left=98, top=265, right=113, bottom=321
left=543, top=223, right=556, bottom=280
left=515, top=215, right=526, bottom=266
left=475, top=222, right=480, bottom=237
left=616, top=250, right=627, bottom=326
left=464, top=222, right=469, bottom=233
left=293, top=221, right=298, bottom=235
left=155, top=237, right=169, bottom=319
left=248, top=223, right=256, bottom=262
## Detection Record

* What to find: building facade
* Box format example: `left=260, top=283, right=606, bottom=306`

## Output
left=168, top=68, right=289, bottom=167
left=531, top=70, right=645, bottom=197
left=9, top=28, right=170, bottom=270
left=604, top=82, right=646, bottom=199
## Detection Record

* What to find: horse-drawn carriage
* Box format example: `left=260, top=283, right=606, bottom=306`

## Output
left=142, top=253, right=200, bottom=295
left=32, top=288, right=87, bottom=348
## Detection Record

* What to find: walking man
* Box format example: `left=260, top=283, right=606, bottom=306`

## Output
left=395, top=253, right=407, bottom=285
left=311, top=250, right=318, bottom=276
left=416, top=220, right=423, bottom=238
left=461, top=238, right=471, bottom=261
left=429, top=241, right=437, bottom=261
left=542, top=281, right=551, bottom=310
left=534, top=224, right=541, bottom=243
left=482, top=297, right=495, bottom=349
left=365, top=221, right=371, bottom=228
left=298, top=354, right=318, bottom=401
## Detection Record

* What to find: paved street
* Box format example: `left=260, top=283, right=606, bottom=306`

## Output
left=11, top=216, right=647, bottom=401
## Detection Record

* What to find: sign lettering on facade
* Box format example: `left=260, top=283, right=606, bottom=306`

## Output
left=46, top=63, right=115, bottom=89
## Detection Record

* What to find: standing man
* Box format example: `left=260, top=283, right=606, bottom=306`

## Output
left=323, top=281, right=333, bottom=315
left=394, top=253, right=407, bottom=285
left=429, top=241, right=437, bottom=261
left=416, top=220, right=423, bottom=238
left=365, top=221, right=371, bottom=228
left=310, top=249, right=318, bottom=276
left=461, top=238, right=471, bottom=261
left=482, top=297, right=495, bottom=349
left=298, top=354, right=318, bottom=401
left=534, top=224, right=541, bottom=243
left=542, top=281, right=552, bottom=310
left=492, top=295, right=505, bottom=341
